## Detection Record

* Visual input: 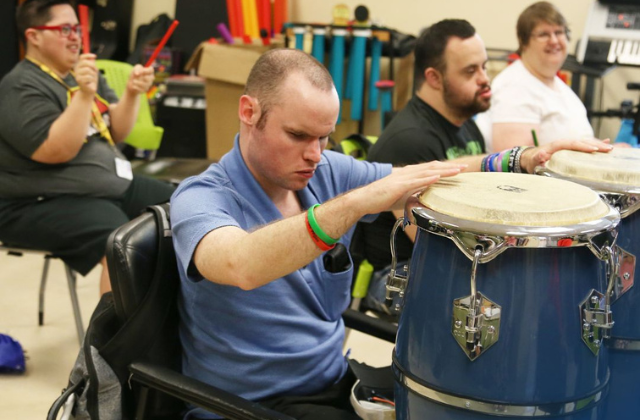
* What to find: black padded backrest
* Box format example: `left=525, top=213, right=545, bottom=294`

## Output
left=106, top=203, right=178, bottom=323
left=107, top=210, right=159, bottom=322
left=105, top=203, right=183, bottom=416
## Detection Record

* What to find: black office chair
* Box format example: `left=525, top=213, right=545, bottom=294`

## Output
left=104, top=203, right=397, bottom=419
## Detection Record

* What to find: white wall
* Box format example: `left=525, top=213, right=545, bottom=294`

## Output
left=290, top=0, right=588, bottom=52
left=133, top=0, right=176, bottom=28
left=132, top=0, right=588, bottom=50
left=132, top=0, right=639, bottom=140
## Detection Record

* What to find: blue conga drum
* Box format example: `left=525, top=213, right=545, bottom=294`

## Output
left=390, top=172, right=620, bottom=419
left=541, top=149, right=640, bottom=420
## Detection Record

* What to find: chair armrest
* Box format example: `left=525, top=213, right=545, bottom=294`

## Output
left=128, top=361, right=296, bottom=420
left=342, top=308, right=397, bottom=343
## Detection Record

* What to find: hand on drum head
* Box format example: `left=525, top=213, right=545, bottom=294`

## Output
left=359, top=161, right=466, bottom=212
left=520, top=138, right=613, bottom=174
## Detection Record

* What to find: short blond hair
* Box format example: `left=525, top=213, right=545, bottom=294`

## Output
left=244, top=49, right=334, bottom=129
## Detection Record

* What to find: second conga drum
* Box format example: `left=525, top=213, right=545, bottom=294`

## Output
left=391, top=172, right=620, bottom=419
left=542, top=148, right=640, bottom=420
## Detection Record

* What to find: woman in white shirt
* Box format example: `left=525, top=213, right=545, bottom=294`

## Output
left=481, top=1, right=594, bottom=152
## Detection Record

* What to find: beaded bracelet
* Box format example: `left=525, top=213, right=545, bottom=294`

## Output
left=514, top=148, right=523, bottom=173
left=307, top=204, right=339, bottom=246
left=514, top=146, right=533, bottom=173
left=507, top=146, right=519, bottom=172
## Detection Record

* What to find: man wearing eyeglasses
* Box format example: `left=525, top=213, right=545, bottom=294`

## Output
left=0, top=0, right=175, bottom=295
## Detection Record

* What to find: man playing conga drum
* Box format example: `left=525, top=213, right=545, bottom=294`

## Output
left=361, top=19, right=612, bottom=292
left=170, top=48, right=609, bottom=419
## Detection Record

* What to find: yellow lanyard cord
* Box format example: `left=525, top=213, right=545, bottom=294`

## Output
left=26, top=57, right=115, bottom=147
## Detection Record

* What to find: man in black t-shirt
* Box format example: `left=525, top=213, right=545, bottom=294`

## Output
left=0, top=0, right=175, bottom=294
left=361, top=19, right=609, bottom=278
left=364, top=19, right=492, bottom=271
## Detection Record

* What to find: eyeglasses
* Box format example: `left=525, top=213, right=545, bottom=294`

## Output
left=531, top=29, right=568, bottom=42
left=31, top=24, right=82, bottom=38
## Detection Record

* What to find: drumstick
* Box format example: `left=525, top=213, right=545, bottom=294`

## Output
left=217, top=22, right=234, bottom=44
left=273, top=0, right=285, bottom=35
left=241, top=0, right=252, bottom=38
left=247, top=0, right=259, bottom=38
left=145, top=20, right=180, bottom=68
left=225, top=0, right=238, bottom=37
left=233, top=0, right=245, bottom=39
left=531, top=129, right=539, bottom=147
left=78, top=5, right=90, bottom=54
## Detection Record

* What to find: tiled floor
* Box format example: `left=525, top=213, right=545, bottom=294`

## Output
left=0, top=252, right=394, bottom=419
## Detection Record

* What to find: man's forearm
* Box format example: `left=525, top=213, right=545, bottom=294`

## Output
left=194, top=161, right=464, bottom=289
left=450, top=154, right=483, bottom=172
left=108, top=89, right=140, bottom=143
left=31, top=91, right=94, bottom=163
left=195, top=189, right=368, bottom=290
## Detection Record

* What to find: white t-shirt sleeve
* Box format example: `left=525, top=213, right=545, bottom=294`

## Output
left=490, top=81, right=541, bottom=125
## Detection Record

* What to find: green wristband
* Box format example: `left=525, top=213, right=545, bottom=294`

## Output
left=501, top=150, right=510, bottom=173
left=307, top=204, right=339, bottom=245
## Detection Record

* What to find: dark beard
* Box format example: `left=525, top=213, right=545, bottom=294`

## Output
left=443, top=82, right=491, bottom=120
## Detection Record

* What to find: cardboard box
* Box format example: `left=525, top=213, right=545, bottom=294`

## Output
left=185, top=41, right=282, bottom=160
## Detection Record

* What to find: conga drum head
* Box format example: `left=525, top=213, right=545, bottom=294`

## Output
left=404, top=172, right=619, bottom=264
left=418, top=172, right=610, bottom=227
left=546, top=148, right=640, bottom=191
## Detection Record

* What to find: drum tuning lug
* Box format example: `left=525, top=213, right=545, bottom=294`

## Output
left=386, top=219, right=409, bottom=309
left=452, top=249, right=501, bottom=361
left=608, top=246, right=635, bottom=304
left=580, top=289, right=614, bottom=355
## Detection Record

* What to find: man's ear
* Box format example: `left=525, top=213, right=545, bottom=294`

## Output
left=24, top=28, right=40, bottom=47
left=424, top=67, right=443, bottom=90
left=238, top=95, right=261, bottom=126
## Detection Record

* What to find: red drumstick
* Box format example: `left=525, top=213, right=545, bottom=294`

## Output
left=225, top=0, right=238, bottom=37
left=234, top=0, right=245, bottom=38
left=145, top=20, right=180, bottom=68
left=78, top=5, right=90, bottom=54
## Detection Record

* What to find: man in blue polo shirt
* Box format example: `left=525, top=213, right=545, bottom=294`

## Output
left=170, top=49, right=466, bottom=419
left=170, top=48, right=612, bottom=419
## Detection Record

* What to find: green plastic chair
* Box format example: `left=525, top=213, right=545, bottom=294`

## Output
left=95, top=60, right=163, bottom=157
left=334, top=134, right=378, bottom=161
